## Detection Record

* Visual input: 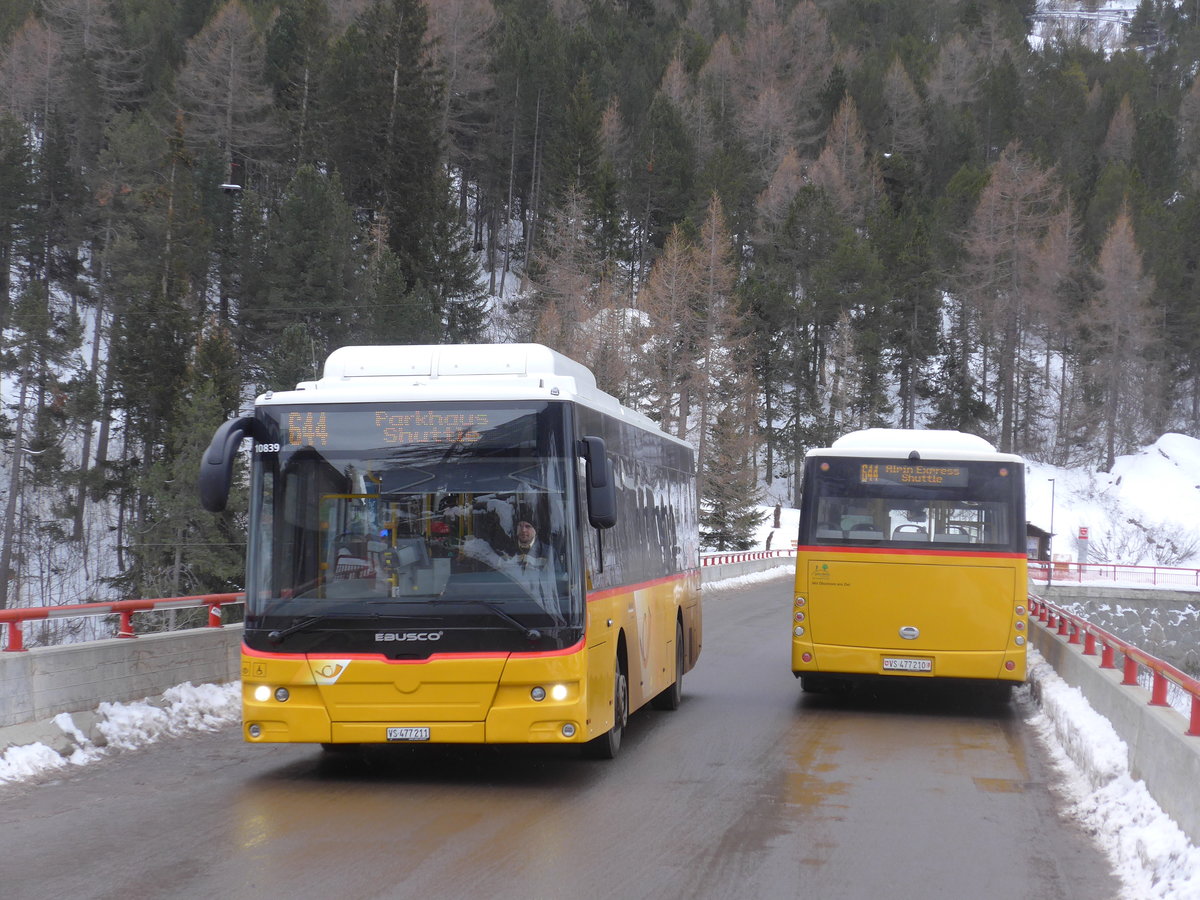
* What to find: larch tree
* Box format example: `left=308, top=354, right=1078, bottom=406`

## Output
left=176, top=0, right=279, bottom=184
left=635, top=223, right=705, bottom=437
left=40, top=0, right=142, bottom=170
left=807, top=95, right=882, bottom=228
left=423, top=0, right=496, bottom=175
left=881, top=56, right=927, bottom=158
left=960, top=142, right=1062, bottom=453
left=1100, top=94, right=1135, bottom=165
left=689, top=194, right=745, bottom=494
left=1087, top=207, right=1158, bottom=472
left=0, top=15, right=67, bottom=130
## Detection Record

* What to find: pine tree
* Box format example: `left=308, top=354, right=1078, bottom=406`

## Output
left=125, top=327, right=246, bottom=599
left=265, top=0, right=332, bottom=169
left=321, top=0, right=483, bottom=338
left=239, top=165, right=360, bottom=390
left=0, top=114, right=32, bottom=333
left=700, top=408, right=765, bottom=551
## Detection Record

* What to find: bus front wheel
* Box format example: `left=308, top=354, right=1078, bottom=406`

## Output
left=585, top=656, right=628, bottom=759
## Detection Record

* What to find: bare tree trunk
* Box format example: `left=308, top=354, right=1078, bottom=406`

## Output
left=74, top=299, right=106, bottom=542
left=501, top=80, right=519, bottom=299
left=523, top=88, right=543, bottom=272
left=0, top=377, right=31, bottom=609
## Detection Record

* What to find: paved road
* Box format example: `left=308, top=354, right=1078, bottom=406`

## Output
left=0, top=571, right=1119, bottom=899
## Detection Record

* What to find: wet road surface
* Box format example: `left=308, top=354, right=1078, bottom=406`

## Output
left=0, top=571, right=1119, bottom=899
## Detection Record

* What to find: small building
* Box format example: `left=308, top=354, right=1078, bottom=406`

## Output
left=1026, top=523, right=1052, bottom=561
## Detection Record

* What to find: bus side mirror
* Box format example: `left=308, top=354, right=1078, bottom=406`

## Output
left=577, top=435, right=616, bottom=529
left=199, top=416, right=260, bottom=513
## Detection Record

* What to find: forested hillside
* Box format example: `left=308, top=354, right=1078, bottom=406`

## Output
left=2, top=0, right=1198, bottom=606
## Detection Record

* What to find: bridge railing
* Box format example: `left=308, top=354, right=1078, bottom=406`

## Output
left=1029, top=560, right=1200, bottom=588
left=1029, top=594, right=1200, bottom=737
left=700, top=549, right=795, bottom=566
left=0, top=593, right=245, bottom=652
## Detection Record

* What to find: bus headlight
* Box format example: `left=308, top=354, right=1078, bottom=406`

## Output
left=561, top=723, right=576, bottom=738
left=530, top=687, right=546, bottom=701
left=550, top=684, right=568, bottom=701
left=274, top=687, right=290, bottom=702
left=253, top=685, right=271, bottom=703
left=248, top=724, right=262, bottom=738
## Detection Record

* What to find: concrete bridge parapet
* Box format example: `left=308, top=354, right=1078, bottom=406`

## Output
left=1032, top=582, right=1200, bottom=674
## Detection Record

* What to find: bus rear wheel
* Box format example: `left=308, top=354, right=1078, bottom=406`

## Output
left=651, top=622, right=684, bottom=710
left=585, top=656, right=628, bottom=759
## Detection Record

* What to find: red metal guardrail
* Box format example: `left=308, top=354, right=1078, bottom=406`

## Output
left=1029, top=560, right=1200, bottom=588
left=700, top=549, right=795, bottom=566
left=1029, top=593, right=1200, bottom=737
left=0, top=593, right=245, bottom=652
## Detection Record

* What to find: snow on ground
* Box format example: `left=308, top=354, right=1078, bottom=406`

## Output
left=1025, top=650, right=1200, bottom=899
left=0, top=682, right=239, bottom=785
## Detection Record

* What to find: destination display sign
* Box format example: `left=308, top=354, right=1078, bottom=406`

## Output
left=858, top=462, right=969, bottom=487
left=283, top=409, right=494, bottom=448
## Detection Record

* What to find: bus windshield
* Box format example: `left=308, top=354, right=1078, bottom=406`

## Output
left=247, top=401, right=581, bottom=636
left=802, top=457, right=1023, bottom=552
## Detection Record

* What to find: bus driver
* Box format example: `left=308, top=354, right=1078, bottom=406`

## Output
left=460, top=517, right=561, bottom=618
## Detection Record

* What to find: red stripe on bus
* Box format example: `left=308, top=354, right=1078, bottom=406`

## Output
left=794, top=545, right=1026, bottom=560
left=586, top=569, right=700, bottom=603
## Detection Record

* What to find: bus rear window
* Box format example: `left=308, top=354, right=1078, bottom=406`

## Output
left=804, top=458, right=1022, bottom=551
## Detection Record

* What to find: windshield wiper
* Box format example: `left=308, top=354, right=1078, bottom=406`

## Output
left=464, top=600, right=542, bottom=642
left=266, top=615, right=326, bottom=645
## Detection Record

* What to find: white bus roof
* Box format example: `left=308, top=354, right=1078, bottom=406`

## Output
left=808, top=428, right=1024, bottom=463
left=255, top=343, right=684, bottom=446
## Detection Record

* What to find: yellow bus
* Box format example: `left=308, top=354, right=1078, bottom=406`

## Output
left=791, top=429, right=1027, bottom=694
left=200, top=344, right=700, bottom=758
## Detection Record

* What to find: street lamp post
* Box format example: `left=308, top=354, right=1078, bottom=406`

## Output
left=1047, top=477, right=1056, bottom=586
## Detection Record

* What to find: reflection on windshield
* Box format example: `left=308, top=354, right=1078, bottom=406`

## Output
left=814, top=497, right=1009, bottom=544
